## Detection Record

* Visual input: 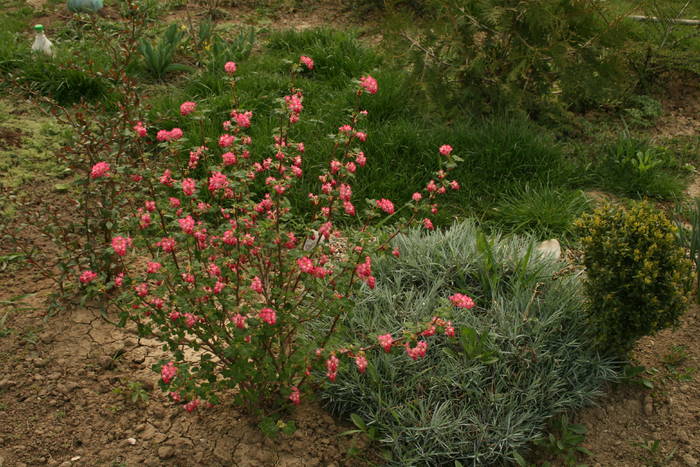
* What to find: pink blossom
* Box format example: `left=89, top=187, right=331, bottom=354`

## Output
left=439, top=144, right=453, bottom=156
left=184, top=399, right=200, bottom=412
left=449, top=293, right=475, bottom=309
left=146, top=261, right=162, bottom=274
left=345, top=161, right=356, bottom=173
left=180, top=101, right=197, bottom=116
left=355, top=355, right=368, bottom=373
left=160, top=169, right=174, bottom=187
left=359, top=75, right=378, bottom=94
left=355, top=152, right=366, bottom=167
left=378, top=334, right=394, bottom=352
left=79, top=270, right=97, bottom=284
left=134, top=282, right=149, bottom=297
left=423, top=218, right=434, bottom=230
left=111, top=236, right=132, bottom=256
left=427, top=180, right=437, bottom=192
left=392, top=248, right=400, bottom=257
left=133, top=121, right=147, bottom=137
left=222, top=152, right=237, bottom=166
left=208, top=171, right=229, bottom=191
left=299, top=55, right=314, bottom=70
left=250, top=276, right=263, bottom=294
left=326, top=354, right=339, bottom=382
left=224, top=61, right=237, bottom=74
left=339, top=183, right=352, bottom=202
left=181, top=273, right=195, bottom=283
left=450, top=180, right=460, bottom=190
left=285, top=94, right=303, bottom=114
left=421, top=326, right=436, bottom=337
left=90, top=161, right=110, bottom=179
left=161, top=361, right=177, bottom=384
left=297, top=256, right=314, bottom=274
left=169, top=311, right=181, bottom=321
left=376, top=198, right=395, bottom=215
left=339, top=124, right=353, bottom=133
left=218, top=133, right=235, bottom=148
left=405, top=341, right=428, bottom=360
left=343, top=201, right=355, bottom=216
left=412, top=192, right=422, bottom=202
left=355, top=131, right=367, bottom=142
left=178, top=216, right=195, bottom=234
left=139, top=213, right=151, bottom=229
left=444, top=321, right=455, bottom=338
left=157, top=237, right=176, bottom=253
left=289, top=386, right=301, bottom=405
left=232, top=110, right=252, bottom=128
left=169, top=197, right=181, bottom=208
left=182, top=178, right=196, bottom=196
left=222, top=229, right=238, bottom=245
left=356, top=256, right=372, bottom=278
left=184, top=313, right=197, bottom=328
left=170, top=391, right=181, bottom=402
left=231, top=313, right=246, bottom=329
left=115, top=273, right=124, bottom=287
left=170, top=128, right=183, bottom=140
left=259, top=307, right=277, bottom=325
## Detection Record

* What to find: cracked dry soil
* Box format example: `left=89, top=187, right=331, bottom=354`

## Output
left=0, top=265, right=363, bottom=467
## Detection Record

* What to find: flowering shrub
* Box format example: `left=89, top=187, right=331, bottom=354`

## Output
left=101, top=59, right=466, bottom=414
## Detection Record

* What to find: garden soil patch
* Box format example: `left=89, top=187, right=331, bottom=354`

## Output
left=0, top=265, right=365, bottom=467
left=576, top=304, right=700, bottom=467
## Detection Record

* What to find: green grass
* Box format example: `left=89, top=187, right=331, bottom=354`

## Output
left=592, top=135, right=686, bottom=199
left=490, top=185, right=590, bottom=240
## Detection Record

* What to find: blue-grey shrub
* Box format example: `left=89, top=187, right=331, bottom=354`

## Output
left=321, top=221, right=618, bottom=466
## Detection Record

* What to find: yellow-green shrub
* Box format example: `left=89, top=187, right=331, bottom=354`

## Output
left=576, top=202, right=692, bottom=356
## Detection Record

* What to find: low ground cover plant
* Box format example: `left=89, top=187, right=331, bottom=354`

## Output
left=321, top=221, right=618, bottom=465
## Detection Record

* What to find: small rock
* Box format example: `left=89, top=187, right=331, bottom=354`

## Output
left=58, top=462, right=71, bottom=467
left=643, top=394, right=654, bottom=416
left=70, top=456, right=80, bottom=462
left=135, top=423, right=146, bottom=433
left=126, top=437, right=137, bottom=446
left=158, top=446, right=175, bottom=459
left=537, top=239, right=561, bottom=260
left=683, top=453, right=699, bottom=467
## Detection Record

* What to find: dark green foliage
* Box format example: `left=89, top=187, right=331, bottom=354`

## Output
left=321, top=221, right=617, bottom=465
left=138, top=23, right=192, bottom=80
left=396, top=0, right=632, bottom=114
left=576, top=202, right=692, bottom=357
left=593, top=136, right=684, bottom=199
left=491, top=185, right=590, bottom=239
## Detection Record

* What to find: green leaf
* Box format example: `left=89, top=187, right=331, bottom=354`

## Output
left=350, top=413, right=367, bottom=431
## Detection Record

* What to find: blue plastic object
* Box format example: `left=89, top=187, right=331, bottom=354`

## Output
left=67, top=0, right=103, bottom=13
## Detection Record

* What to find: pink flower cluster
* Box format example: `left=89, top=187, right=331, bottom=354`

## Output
left=449, top=293, right=475, bottom=309
left=156, top=128, right=183, bottom=142
left=133, top=121, right=147, bottom=137
left=326, top=354, right=339, bottom=382
left=111, top=236, right=132, bottom=256
left=224, top=61, right=237, bottom=74
left=405, top=341, right=428, bottom=360
left=299, top=55, right=314, bottom=70
left=161, top=361, right=177, bottom=384
left=90, top=161, right=111, bottom=179
left=355, top=256, right=375, bottom=289
left=376, top=198, right=395, bottom=215
left=359, top=75, right=378, bottom=94
left=180, top=101, right=197, bottom=116
left=259, top=307, right=276, bottom=325
left=79, top=270, right=97, bottom=284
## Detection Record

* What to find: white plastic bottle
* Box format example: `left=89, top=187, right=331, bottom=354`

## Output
left=31, top=24, right=54, bottom=57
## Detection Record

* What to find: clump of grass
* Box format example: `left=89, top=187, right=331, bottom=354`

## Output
left=490, top=184, right=590, bottom=239
left=593, top=135, right=685, bottom=199
left=321, top=221, right=618, bottom=465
